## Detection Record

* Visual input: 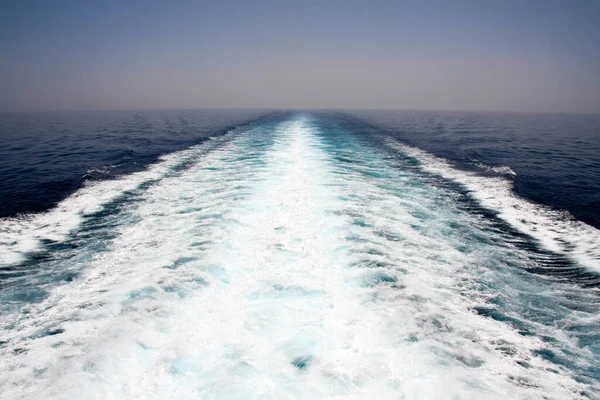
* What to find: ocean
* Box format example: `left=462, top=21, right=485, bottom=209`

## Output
left=0, top=110, right=598, bottom=399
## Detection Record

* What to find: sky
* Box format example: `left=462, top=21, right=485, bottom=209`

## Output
left=1, top=0, right=599, bottom=113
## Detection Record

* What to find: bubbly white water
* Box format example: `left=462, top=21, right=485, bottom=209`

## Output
left=386, top=140, right=600, bottom=273
left=0, top=115, right=598, bottom=399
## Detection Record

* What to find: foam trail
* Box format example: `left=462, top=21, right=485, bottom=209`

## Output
left=0, top=115, right=597, bottom=399
left=0, top=134, right=231, bottom=267
left=386, top=139, right=600, bottom=273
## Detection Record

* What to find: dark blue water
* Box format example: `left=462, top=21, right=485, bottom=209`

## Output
left=2, top=109, right=598, bottom=230
left=0, top=109, right=274, bottom=218
left=340, top=110, right=600, bottom=230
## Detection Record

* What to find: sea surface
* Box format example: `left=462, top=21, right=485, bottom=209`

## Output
left=0, top=110, right=599, bottom=399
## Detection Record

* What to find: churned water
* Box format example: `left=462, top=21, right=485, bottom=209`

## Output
left=0, top=111, right=598, bottom=399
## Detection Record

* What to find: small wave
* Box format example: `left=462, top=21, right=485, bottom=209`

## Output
left=475, top=162, right=517, bottom=177
left=81, top=164, right=116, bottom=181
left=386, top=138, right=600, bottom=273
left=85, top=165, right=114, bottom=175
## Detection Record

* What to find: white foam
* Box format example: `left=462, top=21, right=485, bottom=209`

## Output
left=0, top=118, right=594, bottom=399
left=476, top=162, right=517, bottom=177
left=387, top=138, right=600, bottom=273
left=0, top=135, right=231, bottom=267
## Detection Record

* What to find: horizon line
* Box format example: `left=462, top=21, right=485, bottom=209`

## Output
left=1, top=107, right=599, bottom=116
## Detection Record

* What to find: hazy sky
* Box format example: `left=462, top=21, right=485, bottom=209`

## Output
left=1, top=0, right=599, bottom=113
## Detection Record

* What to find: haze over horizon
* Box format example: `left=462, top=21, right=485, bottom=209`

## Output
left=1, top=0, right=599, bottom=114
